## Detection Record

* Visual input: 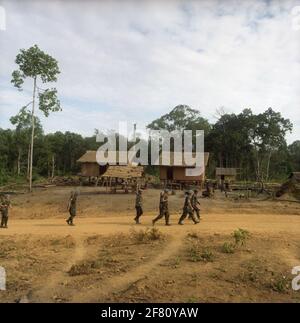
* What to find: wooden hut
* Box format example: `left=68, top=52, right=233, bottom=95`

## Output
left=159, top=152, right=209, bottom=188
left=77, top=150, right=144, bottom=191
left=215, top=168, right=237, bottom=182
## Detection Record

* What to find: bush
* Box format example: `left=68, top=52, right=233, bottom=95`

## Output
left=233, top=228, right=250, bottom=246
left=188, top=244, right=214, bottom=262
left=221, top=242, right=235, bottom=254
left=271, top=274, right=289, bottom=293
left=130, top=227, right=164, bottom=244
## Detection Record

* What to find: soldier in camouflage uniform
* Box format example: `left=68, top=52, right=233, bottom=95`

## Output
left=134, top=188, right=143, bottom=224
left=178, top=191, right=199, bottom=225
left=191, top=189, right=201, bottom=220
left=66, top=191, right=78, bottom=226
left=0, top=194, right=11, bottom=229
left=152, top=189, right=170, bottom=226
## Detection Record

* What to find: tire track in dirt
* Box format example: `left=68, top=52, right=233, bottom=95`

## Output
left=30, top=236, right=86, bottom=302
left=71, top=232, right=185, bottom=302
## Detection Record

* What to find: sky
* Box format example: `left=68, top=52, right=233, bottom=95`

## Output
left=0, top=0, right=299, bottom=143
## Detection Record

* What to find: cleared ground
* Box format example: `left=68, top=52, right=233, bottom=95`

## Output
left=0, top=187, right=300, bottom=303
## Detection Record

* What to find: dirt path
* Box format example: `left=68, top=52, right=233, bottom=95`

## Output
left=29, top=235, right=86, bottom=302
left=71, top=232, right=185, bottom=302
left=1, top=213, right=300, bottom=238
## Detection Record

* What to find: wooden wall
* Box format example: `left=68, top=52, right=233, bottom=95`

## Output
left=80, top=163, right=100, bottom=177
left=160, top=166, right=204, bottom=182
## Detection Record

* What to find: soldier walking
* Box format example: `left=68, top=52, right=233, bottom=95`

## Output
left=178, top=191, right=199, bottom=225
left=191, top=189, right=201, bottom=220
left=0, top=194, right=11, bottom=229
left=66, top=191, right=78, bottom=226
left=134, top=188, right=143, bottom=224
left=152, top=189, right=170, bottom=226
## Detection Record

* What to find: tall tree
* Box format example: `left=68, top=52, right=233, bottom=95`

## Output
left=147, top=105, right=211, bottom=134
left=249, top=108, right=292, bottom=185
left=11, top=45, right=61, bottom=191
left=10, top=106, right=43, bottom=177
left=147, top=105, right=211, bottom=152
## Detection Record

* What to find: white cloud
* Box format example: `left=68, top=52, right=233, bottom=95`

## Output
left=0, top=0, right=299, bottom=143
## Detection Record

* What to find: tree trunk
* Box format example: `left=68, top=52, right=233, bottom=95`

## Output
left=266, top=151, right=272, bottom=182
left=27, top=143, right=31, bottom=180
left=29, top=77, right=37, bottom=192
left=17, top=147, right=21, bottom=176
left=51, top=154, right=55, bottom=178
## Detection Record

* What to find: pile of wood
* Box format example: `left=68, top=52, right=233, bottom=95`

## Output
left=276, top=173, right=300, bottom=198
left=49, top=176, right=81, bottom=186
left=102, top=165, right=144, bottom=179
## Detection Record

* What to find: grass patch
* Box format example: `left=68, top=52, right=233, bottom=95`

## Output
left=130, top=227, right=164, bottom=244
left=221, top=242, right=235, bottom=254
left=221, top=228, right=250, bottom=254
left=270, top=274, right=290, bottom=293
left=233, top=228, right=250, bottom=246
left=188, top=244, right=214, bottom=262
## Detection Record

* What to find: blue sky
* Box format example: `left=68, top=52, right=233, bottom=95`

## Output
left=0, top=0, right=299, bottom=143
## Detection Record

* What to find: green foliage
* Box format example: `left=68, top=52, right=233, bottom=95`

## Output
left=11, top=45, right=61, bottom=118
left=188, top=244, right=214, bottom=262
left=147, top=105, right=211, bottom=134
left=0, top=100, right=298, bottom=184
left=222, top=228, right=250, bottom=254
left=221, top=242, right=235, bottom=254
left=206, top=108, right=293, bottom=182
left=38, top=88, right=61, bottom=117
left=232, top=228, right=250, bottom=246
left=130, top=227, right=164, bottom=244
left=271, top=274, right=289, bottom=293
left=12, top=44, right=60, bottom=84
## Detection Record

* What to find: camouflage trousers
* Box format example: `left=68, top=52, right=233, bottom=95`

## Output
left=153, top=208, right=170, bottom=225
left=0, top=209, right=8, bottom=228
left=67, top=207, right=76, bottom=225
left=179, top=208, right=198, bottom=224
left=134, top=206, right=143, bottom=223
left=193, top=207, right=200, bottom=220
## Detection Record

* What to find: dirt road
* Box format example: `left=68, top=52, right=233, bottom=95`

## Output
left=1, top=213, right=300, bottom=237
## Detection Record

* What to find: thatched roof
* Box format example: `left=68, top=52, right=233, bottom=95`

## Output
left=102, top=165, right=144, bottom=179
left=216, top=167, right=237, bottom=176
left=78, top=150, right=209, bottom=167
left=77, top=151, right=129, bottom=165
left=159, top=152, right=209, bottom=167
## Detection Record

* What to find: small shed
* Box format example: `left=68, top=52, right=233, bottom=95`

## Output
left=215, top=168, right=237, bottom=182
left=159, top=152, right=209, bottom=187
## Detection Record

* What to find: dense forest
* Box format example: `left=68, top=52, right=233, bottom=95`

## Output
left=1, top=104, right=299, bottom=185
